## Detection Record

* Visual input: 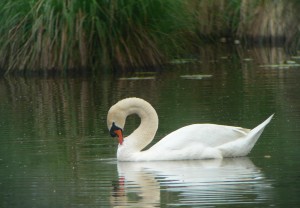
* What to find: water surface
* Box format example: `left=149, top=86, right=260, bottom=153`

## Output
left=1, top=46, right=300, bottom=207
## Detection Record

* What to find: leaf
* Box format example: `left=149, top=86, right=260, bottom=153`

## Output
left=180, top=74, right=212, bottom=80
left=118, top=76, right=155, bottom=80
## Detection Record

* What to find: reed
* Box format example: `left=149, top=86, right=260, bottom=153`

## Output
left=0, top=0, right=299, bottom=75
left=188, top=0, right=241, bottom=39
left=190, top=0, right=300, bottom=47
left=237, top=0, right=300, bottom=46
left=0, top=0, right=195, bottom=74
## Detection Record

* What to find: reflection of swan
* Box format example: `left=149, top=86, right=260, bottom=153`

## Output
left=111, top=158, right=272, bottom=207
left=107, top=98, right=273, bottom=161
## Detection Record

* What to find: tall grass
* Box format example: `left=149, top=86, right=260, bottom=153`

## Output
left=188, top=0, right=242, bottom=39
left=0, top=0, right=299, bottom=75
left=190, top=0, right=300, bottom=47
left=237, top=0, right=300, bottom=46
left=0, top=0, right=195, bottom=74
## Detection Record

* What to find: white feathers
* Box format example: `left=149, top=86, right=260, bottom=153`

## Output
left=107, top=98, right=273, bottom=161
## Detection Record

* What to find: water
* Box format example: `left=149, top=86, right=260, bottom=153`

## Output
left=1, top=46, right=300, bottom=207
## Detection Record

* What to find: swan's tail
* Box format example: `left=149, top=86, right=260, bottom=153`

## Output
left=244, top=114, right=274, bottom=151
left=218, top=114, right=274, bottom=157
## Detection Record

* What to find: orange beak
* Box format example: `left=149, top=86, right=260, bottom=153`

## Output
left=114, top=129, right=123, bottom=145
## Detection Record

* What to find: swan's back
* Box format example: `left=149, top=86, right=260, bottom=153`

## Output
left=151, top=124, right=250, bottom=150
left=143, top=115, right=273, bottom=160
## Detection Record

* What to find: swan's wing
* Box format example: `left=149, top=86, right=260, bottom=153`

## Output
left=149, top=124, right=250, bottom=151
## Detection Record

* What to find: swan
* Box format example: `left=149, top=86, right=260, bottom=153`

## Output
left=107, top=97, right=273, bottom=161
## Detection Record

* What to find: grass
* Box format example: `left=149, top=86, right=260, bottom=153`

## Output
left=0, top=0, right=195, bottom=74
left=236, top=0, right=300, bottom=46
left=0, top=0, right=299, bottom=75
left=188, top=0, right=242, bottom=39
left=190, top=0, right=300, bottom=48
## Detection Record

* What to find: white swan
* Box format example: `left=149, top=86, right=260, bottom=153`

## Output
left=107, top=97, right=273, bottom=161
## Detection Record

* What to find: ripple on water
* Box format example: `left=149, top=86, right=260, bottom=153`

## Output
left=114, top=158, right=273, bottom=207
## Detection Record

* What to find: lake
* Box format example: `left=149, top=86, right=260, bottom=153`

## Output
left=1, top=45, right=300, bottom=207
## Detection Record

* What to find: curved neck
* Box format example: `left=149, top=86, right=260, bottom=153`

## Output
left=119, top=98, right=159, bottom=153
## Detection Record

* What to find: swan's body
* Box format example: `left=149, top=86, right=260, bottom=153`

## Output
left=107, top=98, right=273, bottom=161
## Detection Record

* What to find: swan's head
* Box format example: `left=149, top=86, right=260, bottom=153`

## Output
left=107, top=97, right=158, bottom=146
left=107, top=103, right=126, bottom=145
left=109, top=122, right=123, bottom=145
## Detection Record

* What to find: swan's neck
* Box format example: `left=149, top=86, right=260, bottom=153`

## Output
left=119, top=99, right=158, bottom=155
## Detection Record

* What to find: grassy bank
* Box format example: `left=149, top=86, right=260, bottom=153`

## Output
left=0, top=0, right=195, bottom=74
left=190, top=0, right=300, bottom=45
left=0, top=0, right=299, bottom=75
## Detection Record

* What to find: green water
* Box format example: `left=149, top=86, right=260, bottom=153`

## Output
left=1, top=46, right=300, bottom=207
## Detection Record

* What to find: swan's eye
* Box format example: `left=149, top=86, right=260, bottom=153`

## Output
left=110, top=122, right=122, bottom=137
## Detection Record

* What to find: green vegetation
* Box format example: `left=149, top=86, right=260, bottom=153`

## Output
left=190, top=0, right=300, bottom=45
left=0, top=0, right=299, bottom=75
left=0, top=0, right=195, bottom=74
